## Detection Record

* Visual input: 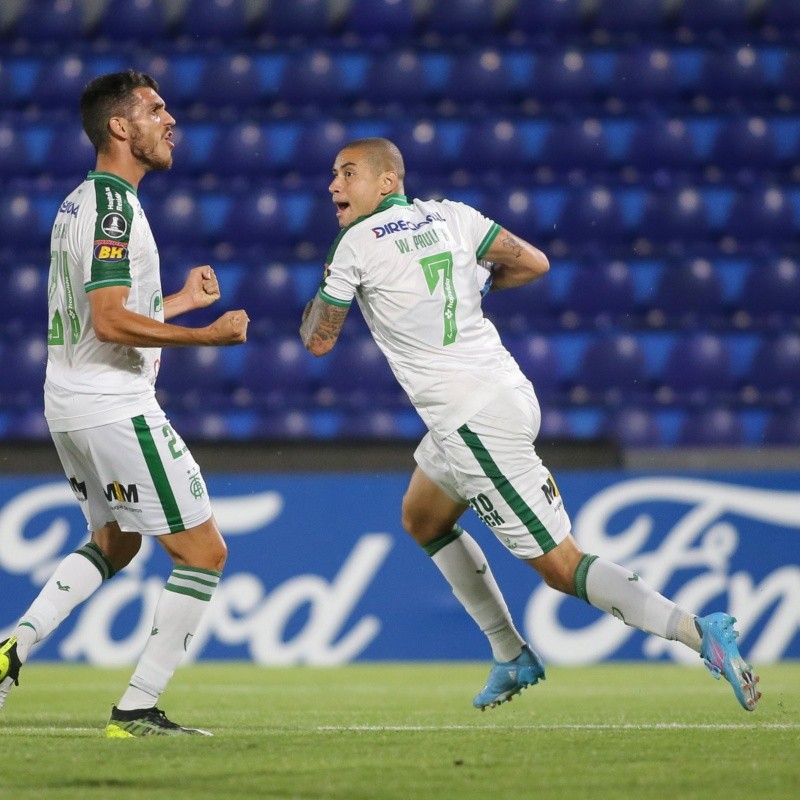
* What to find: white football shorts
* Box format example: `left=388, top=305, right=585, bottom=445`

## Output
left=50, top=409, right=212, bottom=536
left=414, top=381, right=571, bottom=560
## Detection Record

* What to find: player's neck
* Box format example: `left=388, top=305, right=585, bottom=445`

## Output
left=94, top=153, right=146, bottom=191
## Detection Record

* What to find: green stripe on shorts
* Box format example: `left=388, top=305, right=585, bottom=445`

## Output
left=132, top=415, right=185, bottom=533
left=457, top=424, right=557, bottom=554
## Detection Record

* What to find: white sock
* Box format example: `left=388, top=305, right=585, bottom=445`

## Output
left=116, top=567, right=220, bottom=710
left=15, top=542, right=115, bottom=662
left=577, top=554, right=700, bottom=650
left=427, top=526, right=525, bottom=662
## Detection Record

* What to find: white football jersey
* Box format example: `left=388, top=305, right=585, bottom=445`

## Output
left=44, top=171, right=164, bottom=431
left=319, top=195, right=528, bottom=437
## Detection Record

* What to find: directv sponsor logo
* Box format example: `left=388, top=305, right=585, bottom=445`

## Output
left=372, top=212, right=446, bottom=238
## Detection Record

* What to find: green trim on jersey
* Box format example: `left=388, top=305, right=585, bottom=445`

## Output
left=317, top=288, right=352, bottom=307
left=476, top=222, right=502, bottom=260
left=86, top=173, right=135, bottom=291
left=131, top=415, right=186, bottom=533
left=457, top=424, right=558, bottom=554
left=324, top=193, right=413, bottom=264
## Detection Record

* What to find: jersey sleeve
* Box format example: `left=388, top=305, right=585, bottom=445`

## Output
left=84, top=179, right=135, bottom=292
left=317, top=232, right=359, bottom=307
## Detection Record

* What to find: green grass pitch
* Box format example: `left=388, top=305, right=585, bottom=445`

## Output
left=1, top=661, right=798, bottom=800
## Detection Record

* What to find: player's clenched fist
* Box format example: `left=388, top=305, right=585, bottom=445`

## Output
left=207, top=309, right=249, bottom=344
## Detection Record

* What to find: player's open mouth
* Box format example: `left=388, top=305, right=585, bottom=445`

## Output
left=335, top=202, right=349, bottom=216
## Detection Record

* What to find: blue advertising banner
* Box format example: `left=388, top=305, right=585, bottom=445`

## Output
left=0, top=471, right=798, bottom=665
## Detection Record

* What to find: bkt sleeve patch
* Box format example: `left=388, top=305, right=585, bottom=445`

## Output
left=93, top=239, right=129, bottom=262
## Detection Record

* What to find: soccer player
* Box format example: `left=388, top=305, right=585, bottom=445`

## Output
left=299, top=137, right=761, bottom=713
left=0, top=71, right=249, bottom=736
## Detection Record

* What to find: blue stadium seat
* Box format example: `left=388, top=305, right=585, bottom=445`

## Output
left=42, top=124, right=95, bottom=179
left=346, top=0, right=416, bottom=40
left=639, top=188, right=710, bottom=247
left=222, top=190, right=291, bottom=249
left=483, top=189, right=539, bottom=240
left=510, top=0, right=585, bottom=36
left=237, top=339, right=312, bottom=409
left=231, top=264, right=305, bottom=336
left=362, top=50, right=428, bottom=107
left=148, top=191, right=206, bottom=248
left=391, top=121, right=449, bottom=178
left=132, top=55, right=188, bottom=107
left=157, top=347, right=229, bottom=410
left=709, top=117, right=781, bottom=173
left=459, top=119, right=525, bottom=173
left=30, top=57, right=90, bottom=110
left=660, top=333, right=733, bottom=404
left=0, top=62, right=15, bottom=108
left=602, top=407, right=662, bottom=448
left=337, top=410, right=409, bottom=439
left=0, top=266, right=48, bottom=338
left=738, top=257, right=800, bottom=327
left=778, top=51, right=800, bottom=103
left=253, top=409, right=316, bottom=439
left=574, top=334, right=647, bottom=401
left=0, top=338, right=48, bottom=408
left=650, top=258, right=723, bottom=326
left=177, top=0, right=252, bottom=40
left=2, top=411, right=50, bottom=440
left=276, top=51, right=345, bottom=110
left=726, top=186, right=795, bottom=246
left=747, top=333, right=800, bottom=404
left=763, top=408, right=800, bottom=445
left=592, top=0, right=666, bottom=36
left=291, top=120, right=350, bottom=175
left=678, top=408, right=745, bottom=447
left=505, top=335, right=562, bottom=401
left=97, top=0, right=170, bottom=42
left=626, top=118, right=698, bottom=173
left=532, top=50, right=596, bottom=108
left=610, top=48, right=681, bottom=107
left=447, top=51, right=514, bottom=107
left=482, top=277, right=553, bottom=334
left=424, top=0, right=496, bottom=38
left=211, top=123, right=276, bottom=177
left=14, top=0, right=84, bottom=42
left=0, top=123, right=32, bottom=176
left=321, top=337, right=400, bottom=408
left=764, top=0, right=800, bottom=30
left=263, top=0, right=334, bottom=38
left=200, top=55, right=263, bottom=109
left=563, top=260, right=637, bottom=328
left=697, top=47, right=767, bottom=103
left=555, top=188, right=627, bottom=247
left=678, top=0, right=752, bottom=34
left=0, top=194, right=42, bottom=246
left=540, top=118, right=609, bottom=174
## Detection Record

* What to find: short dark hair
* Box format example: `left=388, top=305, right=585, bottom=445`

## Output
left=80, top=70, right=159, bottom=152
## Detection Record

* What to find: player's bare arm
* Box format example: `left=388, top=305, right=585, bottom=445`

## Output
left=300, top=296, right=349, bottom=356
left=484, top=227, right=549, bottom=290
left=163, top=265, right=221, bottom=320
left=90, top=285, right=248, bottom=346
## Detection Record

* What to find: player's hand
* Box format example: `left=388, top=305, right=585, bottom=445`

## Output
left=185, top=265, right=221, bottom=309
left=207, top=309, right=249, bottom=345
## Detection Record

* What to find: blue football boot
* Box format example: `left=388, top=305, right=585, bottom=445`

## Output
left=473, top=644, right=546, bottom=710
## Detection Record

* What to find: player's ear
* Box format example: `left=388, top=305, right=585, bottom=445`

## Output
left=381, top=170, right=398, bottom=195
left=108, top=116, right=128, bottom=141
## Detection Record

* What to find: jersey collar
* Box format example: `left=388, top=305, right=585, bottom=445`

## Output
left=87, top=171, right=137, bottom=196
left=375, top=194, right=412, bottom=212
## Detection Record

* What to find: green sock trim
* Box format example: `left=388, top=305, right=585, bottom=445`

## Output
left=74, top=542, right=116, bottom=580
left=18, top=621, right=37, bottom=633
left=422, top=524, right=464, bottom=557
left=574, top=554, right=599, bottom=602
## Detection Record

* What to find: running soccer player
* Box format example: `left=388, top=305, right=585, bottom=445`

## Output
left=299, top=137, right=760, bottom=713
left=0, top=71, right=249, bottom=736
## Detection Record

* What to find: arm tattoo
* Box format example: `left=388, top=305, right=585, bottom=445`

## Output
left=301, top=297, right=348, bottom=350
left=500, top=232, right=523, bottom=259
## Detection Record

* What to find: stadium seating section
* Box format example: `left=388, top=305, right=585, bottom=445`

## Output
left=1, top=0, right=799, bottom=447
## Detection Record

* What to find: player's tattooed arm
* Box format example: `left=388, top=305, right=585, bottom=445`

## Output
left=484, top=226, right=549, bottom=290
left=300, top=296, right=349, bottom=356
